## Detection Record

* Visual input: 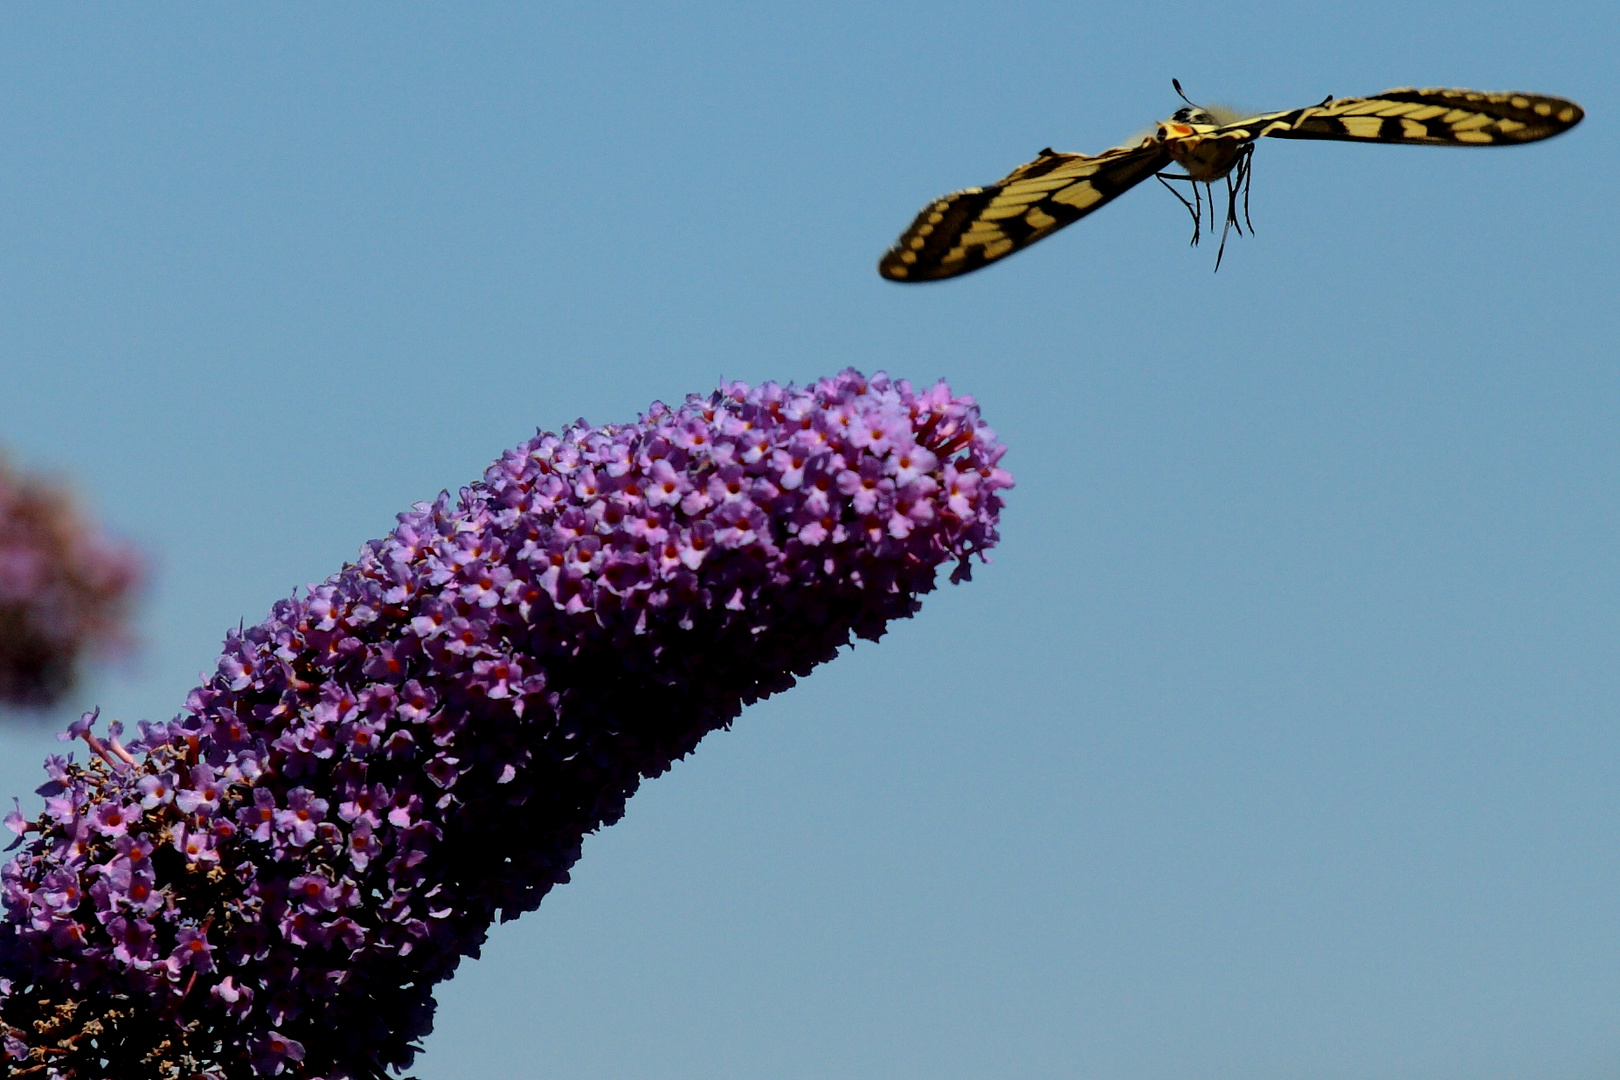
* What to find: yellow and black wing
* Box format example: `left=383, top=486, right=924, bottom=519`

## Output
left=1234, top=88, right=1583, bottom=146
left=878, top=141, right=1172, bottom=282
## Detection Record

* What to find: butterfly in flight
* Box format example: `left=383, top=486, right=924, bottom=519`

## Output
left=878, top=84, right=1583, bottom=280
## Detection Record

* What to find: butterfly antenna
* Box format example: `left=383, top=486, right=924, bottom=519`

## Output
left=1172, top=78, right=1198, bottom=108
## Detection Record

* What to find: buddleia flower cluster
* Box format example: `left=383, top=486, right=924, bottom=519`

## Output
left=0, top=458, right=144, bottom=708
left=0, top=370, right=1012, bottom=1079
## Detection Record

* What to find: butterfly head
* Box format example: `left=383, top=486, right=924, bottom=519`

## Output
left=1164, top=79, right=1246, bottom=135
left=1156, top=112, right=1220, bottom=147
left=1170, top=105, right=1219, bottom=126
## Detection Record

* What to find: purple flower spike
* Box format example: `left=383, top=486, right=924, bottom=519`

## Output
left=0, top=370, right=1012, bottom=1078
left=0, top=460, right=145, bottom=708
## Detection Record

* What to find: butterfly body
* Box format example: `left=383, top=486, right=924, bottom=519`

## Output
left=877, top=86, right=1583, bottom=281
left=1160, top=120, right=1250, bottom=182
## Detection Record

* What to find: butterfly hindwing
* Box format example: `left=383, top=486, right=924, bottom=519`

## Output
left=1248, top=88, right=1584, bottom=146
left=878, top=142, right=1171, bottom=281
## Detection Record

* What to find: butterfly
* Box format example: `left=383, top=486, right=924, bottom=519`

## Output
left=877, top=84, right=1583, bottom=280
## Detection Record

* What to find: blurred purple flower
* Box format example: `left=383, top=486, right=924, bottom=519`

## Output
left=0, top=457, right=145, bottom=708
left=0, top=370, right=1011, bottom=1078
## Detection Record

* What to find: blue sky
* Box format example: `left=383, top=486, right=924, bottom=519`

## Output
left=1, top=4, right=1616, bottom=1078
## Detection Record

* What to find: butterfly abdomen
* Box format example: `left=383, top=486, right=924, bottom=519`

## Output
left=1159, top=125, right=1252, bottom=181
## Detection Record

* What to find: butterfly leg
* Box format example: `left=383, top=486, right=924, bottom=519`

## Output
left=1237, top=144, right=1255, bottom=234
left=1155, top=172, right=1203, bottom=246
left=1214, top=181, right=1239, bottom=272
left=1222, top=167, right=1245, bottom=238
left=1213, top=147, right=1258, bottom=272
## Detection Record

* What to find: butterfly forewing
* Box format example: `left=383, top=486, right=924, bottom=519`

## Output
left=878, top=142, right=1171, bottom=281
left=1249, top=88, right=1584, bottom=146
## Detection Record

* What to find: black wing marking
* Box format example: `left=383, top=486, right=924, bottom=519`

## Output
left=1240, top=88, right=1583, bottom=146
left=878, top=141, right=1172, bottom=282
